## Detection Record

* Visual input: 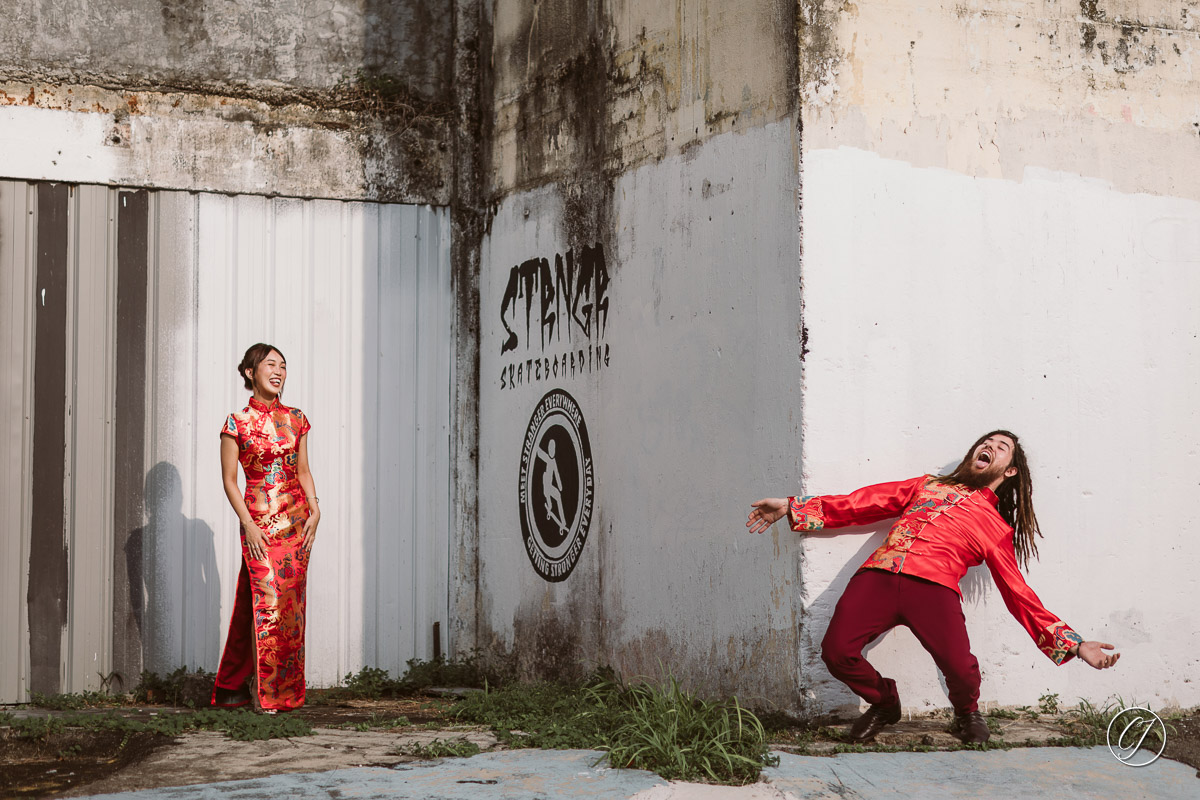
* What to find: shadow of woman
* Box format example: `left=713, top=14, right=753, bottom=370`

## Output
left=126, top=461, right=221, bottom=675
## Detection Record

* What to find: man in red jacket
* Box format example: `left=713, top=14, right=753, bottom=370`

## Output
left=747, top=430, right=1119, bottom=744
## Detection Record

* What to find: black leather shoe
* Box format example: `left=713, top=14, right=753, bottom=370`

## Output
left=212, top=684, right=251, bottom=708
left=951, top=710, right=991, bottom=744
left=848, top=701, right=902, bottom=742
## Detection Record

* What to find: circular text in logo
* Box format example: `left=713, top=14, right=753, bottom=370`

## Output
left=518, top=389, right=595, bottom=582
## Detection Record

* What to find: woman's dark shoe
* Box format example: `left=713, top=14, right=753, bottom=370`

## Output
left=212, top=684, right=252, bottom=708
left=950, top=710, right=991, bottom=744
left=848, top=701, right=902, bottom=742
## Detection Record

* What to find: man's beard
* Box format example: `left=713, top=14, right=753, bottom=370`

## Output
left=953, top=461, right=1008, bottom=489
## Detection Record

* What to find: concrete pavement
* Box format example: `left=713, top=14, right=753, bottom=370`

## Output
left=78, top=746, right=1198, bottom=799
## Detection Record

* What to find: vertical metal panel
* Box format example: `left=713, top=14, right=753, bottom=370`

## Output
left=112, top=189, right=150, bottom=687
left=28, top=182, right=70, bottom=697
left=63, top=184, right=118, bottom=690
left=302, top=199, right=367, bottom=687
left=0, top=181, right=36, bottom=702
left=145, top=186, right=213, bottom=675
left=64, top=184, right=118, bottom=692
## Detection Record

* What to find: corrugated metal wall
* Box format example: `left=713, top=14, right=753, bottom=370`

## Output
left=0, top=181, right=453, bottom=701
left=1, top=181, right=36, bottom=702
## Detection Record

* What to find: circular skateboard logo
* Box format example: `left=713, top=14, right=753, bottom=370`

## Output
left=519, top=389, right=594, bottom=582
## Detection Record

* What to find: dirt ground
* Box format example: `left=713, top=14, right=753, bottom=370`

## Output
left=3, top=699, right=1197, bottom=798
left=1163, top=710, right=1200, bottom=776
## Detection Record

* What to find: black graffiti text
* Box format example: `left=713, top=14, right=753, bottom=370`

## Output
left=500, top=243, right=609, bottom=355
left=501, top=343, right=610, bottom=391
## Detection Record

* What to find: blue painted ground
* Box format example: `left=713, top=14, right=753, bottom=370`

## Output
left=81, top=747, right=1197, bottom=799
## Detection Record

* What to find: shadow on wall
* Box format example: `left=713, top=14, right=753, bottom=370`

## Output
left=126, top=461, right=220, bottom=674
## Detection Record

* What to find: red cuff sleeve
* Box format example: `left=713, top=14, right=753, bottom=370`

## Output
left=788, top=496, right=824, bottom=531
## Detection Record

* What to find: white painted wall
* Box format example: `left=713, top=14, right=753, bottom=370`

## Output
left=799, top=146, right=1200, bottom=713
left=478, top=120, right=807, bottom=704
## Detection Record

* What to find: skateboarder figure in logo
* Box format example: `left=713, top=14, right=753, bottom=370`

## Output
left=536, top=438, right=569, bottom=535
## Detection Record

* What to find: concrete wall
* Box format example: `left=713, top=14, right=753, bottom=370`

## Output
left=2, top=0, right=449, bottom=97
left=473, top=0, right=809, bottom=705
left=798, top=0, right=1200, bottom=713
left=474, top=0, right=1200, bottom=717
left=0, top=0, right=455, bottom=201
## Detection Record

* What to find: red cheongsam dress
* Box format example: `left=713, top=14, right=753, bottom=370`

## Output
left=212, top=396, right=312, bottom=710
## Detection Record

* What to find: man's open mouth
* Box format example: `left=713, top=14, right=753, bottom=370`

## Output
left=975, top=451, right=992, bottom=468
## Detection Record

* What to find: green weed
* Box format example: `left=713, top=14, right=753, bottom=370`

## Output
left=334, top=653, right=496, bottom=700
left=30, top=691, right=116, bottom=710
left=454, top=669, right=776, bottom=785
left=398, top=737, right=483, bottom=759
left=134, top=667, right=215, bottom=707
left=986, top=707, right=1019, bottom=720
left=1038, top=693, right=1061, bottom=715
left=598, top=675, right=777, bottom=785
left=0, top=708, right=312, bottom=742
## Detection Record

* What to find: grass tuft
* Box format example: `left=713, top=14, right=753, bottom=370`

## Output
left=1, top=708, right=312, bottom=742
left=29, top=691, right=114, bottom=710
left=396, top=737, right=482, bottom=759
left=453, top=669, right=776, bottom=785
left=331, top=652, right=498, bottom=701
left=598, top=674, right=777, bottom=784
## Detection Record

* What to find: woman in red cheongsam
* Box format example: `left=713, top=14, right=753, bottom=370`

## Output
left=211, top=343, right=321, bottom=712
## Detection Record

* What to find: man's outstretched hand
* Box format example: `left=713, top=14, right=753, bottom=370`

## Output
left=747, top=498, right=789, bottom=534
left=1075, top=641, right=1120, bottom=669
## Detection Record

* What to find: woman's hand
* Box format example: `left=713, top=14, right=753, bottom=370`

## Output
left=747, top=498, right=790, bottom=534
left=243, top=522, right=268, bottom=562
left=302, top=510, right=320, bottom=555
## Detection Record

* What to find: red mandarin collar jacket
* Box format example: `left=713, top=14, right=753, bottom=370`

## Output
left=789, top=475, right=1084, bottom=665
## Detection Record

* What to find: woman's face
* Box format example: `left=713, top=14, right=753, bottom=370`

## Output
left=247, top=350, right=287, bottom=399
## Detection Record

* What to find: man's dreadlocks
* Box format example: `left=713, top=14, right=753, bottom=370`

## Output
left=938, top=429, right=1042, bottom=570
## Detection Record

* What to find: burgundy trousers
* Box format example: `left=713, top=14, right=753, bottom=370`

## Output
left=821, top=568, right=981, bottom=713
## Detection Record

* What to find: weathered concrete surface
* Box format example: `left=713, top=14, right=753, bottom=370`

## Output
left=0, top=0, right=455, bottom=200
left=0, top=80, right=451, bottom=202
left=486, top=0, right=797, bottom=196
left=62, top=727, right=499, bottom=798
left=0, top=0, right=449, bottom=99
left=800, top=0, right=1200, bottom=200
left=75, top=747, right=1199, bottom=799
left=477, top=119, right=804, bottom=701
